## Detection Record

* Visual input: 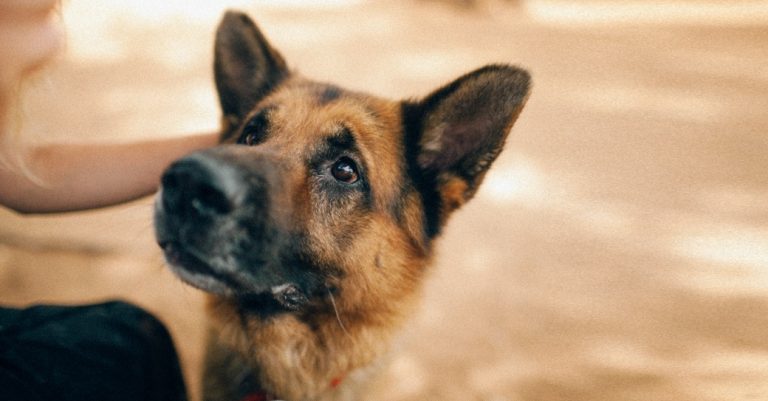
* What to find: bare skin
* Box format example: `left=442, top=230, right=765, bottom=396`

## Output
left=0, top=134, right=218, bottom=214
left=0, top=0, right=63, bottom=90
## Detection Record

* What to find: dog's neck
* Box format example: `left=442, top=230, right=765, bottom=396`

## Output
left=206, top=281, right=420, bottom=400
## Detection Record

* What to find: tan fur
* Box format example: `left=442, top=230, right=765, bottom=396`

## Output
left=203, top=78, right=430, bottom=400
left=157, top=11, right=530, bottom=401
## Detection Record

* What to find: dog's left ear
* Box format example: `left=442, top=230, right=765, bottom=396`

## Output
left=404, top=64, right=531, bottom=222
left=214, top=11, right=289, bottom=127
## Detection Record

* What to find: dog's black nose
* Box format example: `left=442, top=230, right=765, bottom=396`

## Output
left=161, top=158, right=234, bottom=217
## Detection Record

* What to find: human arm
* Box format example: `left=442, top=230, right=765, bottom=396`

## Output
left=0, top=132, right=219, bottom=214
left=0, top=2, right=220, bottom=214
left=0, top=0, right=62, bottom=96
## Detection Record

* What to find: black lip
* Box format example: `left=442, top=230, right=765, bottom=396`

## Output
left=160, top=241, right=216, bottom=276
left=159, top=241, right=319, bottom=315
left=159, top=241, right=245, bottom=291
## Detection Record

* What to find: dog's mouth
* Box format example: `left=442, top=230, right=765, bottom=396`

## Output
left=154, top=150, right=316, bottom=312
left=160, top=241, right=244, bottom=296
left=161, top=242, right=211, bottom=276
left=159, top=241, right=311, bottom=311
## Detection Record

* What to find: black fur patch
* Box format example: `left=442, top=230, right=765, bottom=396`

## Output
left=236, top=108, right=273, bottom=146
left=214, top=11, right=289, bottom=121
left=401, top=101, right=443, bottom=240
left=317, top=85, right=342, bottom=105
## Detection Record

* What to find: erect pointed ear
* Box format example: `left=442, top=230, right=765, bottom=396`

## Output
left=214, top=11, right=288, bottom=128
left=404, top=64, right=531, bottom=227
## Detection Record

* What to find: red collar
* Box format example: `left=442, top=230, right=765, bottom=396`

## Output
left=240, top=375, right=345, bottom=401
left=330, top=374, right=345, bottom=389
left=240, top=394, right=273, bottom=401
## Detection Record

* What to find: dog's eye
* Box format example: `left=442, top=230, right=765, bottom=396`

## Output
left=331, top=157, right=359, bottom=184
left=238, top=112, right=268, bottom=146
left=241, top=131, right=258, bottom=146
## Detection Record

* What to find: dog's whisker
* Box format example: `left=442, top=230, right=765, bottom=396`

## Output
left=326, top=285, right=351, bottom=339
left=150, top=9, right=529, bottom=398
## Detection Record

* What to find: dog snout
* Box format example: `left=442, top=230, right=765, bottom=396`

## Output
left=160, top=157, right=238, bottom=218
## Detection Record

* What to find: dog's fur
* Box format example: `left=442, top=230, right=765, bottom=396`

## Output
left=154, top=11, right=530, bottom=401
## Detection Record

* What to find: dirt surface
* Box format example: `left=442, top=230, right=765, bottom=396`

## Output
left=2, top=1, right=768, bottom=400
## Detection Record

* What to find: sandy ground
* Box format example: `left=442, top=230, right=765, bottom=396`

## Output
left=2, top=1, right=768, bottom=400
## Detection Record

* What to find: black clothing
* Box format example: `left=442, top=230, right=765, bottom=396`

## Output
left=0, top=301, right=187, bottom=401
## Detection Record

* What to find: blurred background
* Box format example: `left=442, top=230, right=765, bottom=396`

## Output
left=1, top=0, right=767, bottom=400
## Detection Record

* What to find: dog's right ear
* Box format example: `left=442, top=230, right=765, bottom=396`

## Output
left=214, top=11, right=288, bottom=129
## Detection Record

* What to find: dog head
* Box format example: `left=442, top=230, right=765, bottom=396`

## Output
left=154, top=11, right=530, bottom=317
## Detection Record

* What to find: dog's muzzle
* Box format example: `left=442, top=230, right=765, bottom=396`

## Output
left=153, top=147, right=290, bottom=297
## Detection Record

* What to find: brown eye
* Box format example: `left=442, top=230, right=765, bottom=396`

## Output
left=238, top=112, right=268, bottom=146
left=242, top=132, right=258, bottom=146
left=331, top=157, right=359, bottom=183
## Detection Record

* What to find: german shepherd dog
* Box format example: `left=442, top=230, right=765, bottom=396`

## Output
left=154, top=10, right=530, bottom=401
